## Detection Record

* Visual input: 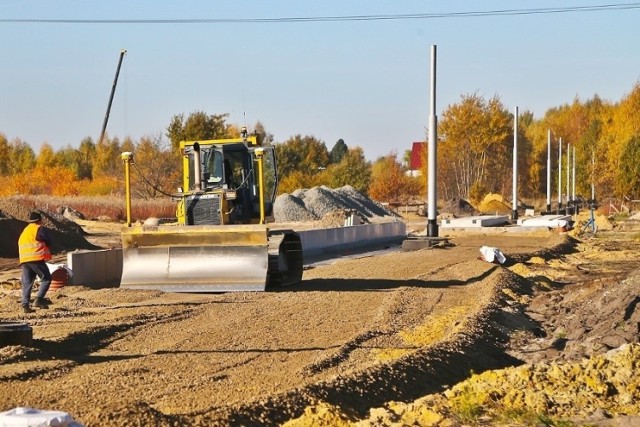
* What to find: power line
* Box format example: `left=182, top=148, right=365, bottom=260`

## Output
left=2, top=3, right=640, bottom=24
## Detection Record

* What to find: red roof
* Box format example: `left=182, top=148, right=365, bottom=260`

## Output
left=410, top=142, right=427, bottom=170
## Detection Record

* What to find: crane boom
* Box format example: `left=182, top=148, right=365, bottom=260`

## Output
left=99, top=49, right=127, bottom=145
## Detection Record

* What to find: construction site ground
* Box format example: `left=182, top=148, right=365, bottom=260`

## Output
left=1, top=212, right=640, bottom=426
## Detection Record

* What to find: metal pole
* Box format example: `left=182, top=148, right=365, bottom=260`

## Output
left=427, top=45, right=438, bottom=237
left=566, top=143, right=571, bottom=214
left=546, top=129, right=552, bottom=213
left=99, top=49, right=127, bottom=146
left=512, top=106, right=518, bottom=221
left=558, top=137, right=563, bottom=210
left=591, top=151, right=596, bottom=200
left=572, top=145, right=577, bottom=213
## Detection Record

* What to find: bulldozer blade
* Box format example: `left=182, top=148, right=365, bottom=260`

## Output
left=120, top=224, right=269, bottom=292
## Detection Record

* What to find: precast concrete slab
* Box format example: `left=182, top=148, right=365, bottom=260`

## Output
left=517, top=215, right=572, bottom=228
left=440, top=215, right=509, bottom=228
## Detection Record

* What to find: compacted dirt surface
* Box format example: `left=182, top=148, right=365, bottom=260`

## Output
left=1, top=210, right=640, bottom=426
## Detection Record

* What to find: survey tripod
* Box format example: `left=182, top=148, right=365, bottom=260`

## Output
left=582, top=199, right=598, bottom=235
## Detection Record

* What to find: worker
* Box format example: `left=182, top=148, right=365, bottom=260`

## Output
left=18, top=211, right=53, bottom=313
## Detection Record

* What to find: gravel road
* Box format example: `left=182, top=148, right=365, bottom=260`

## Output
left=0, top=227, right=564, bottom=426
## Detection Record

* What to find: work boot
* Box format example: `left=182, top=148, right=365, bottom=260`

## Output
left=33, top=297, right=49, bottom=309
left=22, top=304, right=35, bottom=314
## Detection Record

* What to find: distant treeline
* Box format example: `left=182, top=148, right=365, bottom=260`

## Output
left=1, top=82, right=639, bottom=203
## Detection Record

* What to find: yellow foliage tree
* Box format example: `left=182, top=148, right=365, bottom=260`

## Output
left=438, top=93, right=512, bottom=199
left=368, top=154, right=416, bottom=202
left=326, top=147, right=371, bottom=193
left=78, top=176, right=120, bottom=196
left=0, top=165, right=80, bottom=196
left=599, top=83, right=640, bottom=197
left=279, top=170, right=323, bottom=194
left=131, top=135, right=181, bottom=199
left=36, top=143, right=58, bottom=169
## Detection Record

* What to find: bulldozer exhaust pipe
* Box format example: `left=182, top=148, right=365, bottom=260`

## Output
left=193, top=142, right=204, bottom=191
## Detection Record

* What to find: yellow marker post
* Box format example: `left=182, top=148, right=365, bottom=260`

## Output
left=121, top=152, right=134, bottom=227
left=254, top=148, right=265, bottom=224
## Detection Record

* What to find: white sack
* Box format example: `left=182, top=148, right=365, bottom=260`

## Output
left=0, top=407, right=83, bottom=427
left=479, top=246, right=506, bottom=264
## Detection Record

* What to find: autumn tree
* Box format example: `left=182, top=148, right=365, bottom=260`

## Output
left=521, top=112, right=558, bottom=200
left=402, top=149, right=413, bottom=168
left=166, top=111, right=232, bottom=151
left=131, top=134, right=180, bottom=199
left=599, top=83, right=640, bottom=197
left=329, top=139, right=348, bottom=164
left=438, top=93, right=512, bottom=199
left=617, top=135, right=640, bottom=198
left=529, top=96, right=607, bottom=200
left=74, top=137, right=96, bottom=180
left=54, top=145, right=80, bottom=173
left=368, top=153, right=416, bottom=202
left=279, top=171, right=322, bottom=194
left=121, top=136, right=135, bottom=154
left=325, top=146, right=371, bottom=193
left=36, top=143, right=58, bottom=169
left=93, top=136, right=122, bottom=179
left=0, top=133, right=9, bottom=175
left=253, top=121, right=274, bottom=146
left=274, top=135, right=330, bottom=192
left=6, top=138, right=36, bottom=175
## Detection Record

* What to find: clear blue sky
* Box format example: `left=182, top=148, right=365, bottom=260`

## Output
left=1, top=1, right=638, bottom=160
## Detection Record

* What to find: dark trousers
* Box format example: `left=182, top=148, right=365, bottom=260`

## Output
left=21, top=261, right=52, bottom=305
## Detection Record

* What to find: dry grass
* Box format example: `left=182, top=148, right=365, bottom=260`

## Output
left=4, top=195, right=176, bottom=222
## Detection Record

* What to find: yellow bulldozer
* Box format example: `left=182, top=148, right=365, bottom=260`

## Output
left=119, top=130, right=303, bottom=292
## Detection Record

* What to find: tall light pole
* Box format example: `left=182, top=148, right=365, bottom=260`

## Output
left=546, top=129, right=552, bottom=213
left=572, top=145, right=577, bottom=213
left=427, top=45, right=438, bottom=237
left=566, top=143, right=571, bottom=214
left=512, top=106, right=519, bottom=221
left=558, top=137, right=563, bottom=211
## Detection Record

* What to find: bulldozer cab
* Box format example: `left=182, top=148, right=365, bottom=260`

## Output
left=178, top=137, right=278, bottom=225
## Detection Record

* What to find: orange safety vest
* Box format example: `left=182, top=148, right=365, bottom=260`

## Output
left=18, top=223, right=52, bottom=264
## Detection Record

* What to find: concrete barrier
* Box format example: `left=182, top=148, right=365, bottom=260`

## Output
left=66, top=222, right=406, bottom=288
left=298, top=221, right=407, bottom=256
left=67, top=249, right=122, bottom=288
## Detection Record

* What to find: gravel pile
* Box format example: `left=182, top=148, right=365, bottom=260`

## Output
left=273, top=185, right=393, bottom=223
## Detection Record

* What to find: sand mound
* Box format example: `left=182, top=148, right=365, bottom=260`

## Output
left=478, top=193, right=511, bottom=215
